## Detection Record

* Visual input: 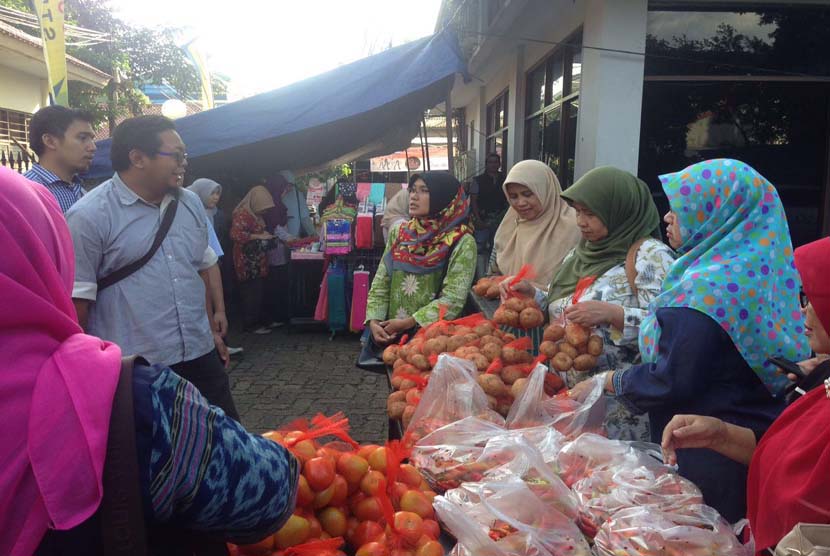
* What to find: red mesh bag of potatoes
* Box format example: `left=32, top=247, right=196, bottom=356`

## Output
left=472, top=275, right=509, bottom=299
left=541, top=277, right=605, bottom=374
left=493, top=265, right=545, bottom=330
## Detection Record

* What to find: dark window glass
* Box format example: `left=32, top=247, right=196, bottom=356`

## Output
left=526, top=114, right=544, bottom=161
left=570, top=48, right=582, bottom=96
left=527, top=65, right=546, bottom=115
left=638, top=81, right=830, bottom=246
left=542, top=105, right=562, bottom=177
left=646, top=8, right=830, bottom=76
left=549, top=53, right=565, bottom=105
left=563, top=100, right=579, bottom=187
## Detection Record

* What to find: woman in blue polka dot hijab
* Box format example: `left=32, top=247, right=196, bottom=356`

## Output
left=569, top=159, right=809, bottom=523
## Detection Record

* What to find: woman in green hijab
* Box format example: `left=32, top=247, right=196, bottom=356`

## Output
left=504, top=166, right=675, bottom=441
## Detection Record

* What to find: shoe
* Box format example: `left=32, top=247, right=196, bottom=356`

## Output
left=227, top=346, right=244, bottom=355
left=266, top=321, right=285, bottom=329
left=251, top=326, right=272, bottom=335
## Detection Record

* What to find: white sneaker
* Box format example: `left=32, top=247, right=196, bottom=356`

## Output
left=267, top=321, right=285, bottom=329
left=227, top=346, right=244, bottom=355
left=252, top=326, right=272, bottom=335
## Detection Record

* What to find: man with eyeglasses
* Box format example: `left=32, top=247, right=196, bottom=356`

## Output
left=66, top=115, right=239, bottom=420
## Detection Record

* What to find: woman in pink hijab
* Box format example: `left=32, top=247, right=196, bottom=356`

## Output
left=0, top=167, right=299, bottom=555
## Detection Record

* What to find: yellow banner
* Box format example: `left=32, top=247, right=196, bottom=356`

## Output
left=33, top=0, right=68, bottom=106
left=183, top=39, right=214, bottom=110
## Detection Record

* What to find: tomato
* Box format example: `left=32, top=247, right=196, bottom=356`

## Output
left=274, top=515, right=311, bottom=549
left=318, top=507, right=348, bottom=537
left=390, top=549, right=415, bottom=556
left=346, top=516, right=360, bottom=545
left=329, top=475, right=349, bottom=506
left=357, top=444, right=381, bottom=460
left=394, top=511, right=424, bottom=546
left=367, top=447, right=388, bottom=472
left=397, top=464, right=423, bottom=488
left=292, top=474, right=315, bottom=507
left=360, top=470, right=386, bottom=496
left=391, top=481, right=409, bottom=505
left=303, top=457, right=336, bottom=491
left=415, top=541, right=443, bottom=556
left=354, top=496, right=384, bottom=522
left=421, top=519, right=440, bottom=540
left=261, top=430, right=284, bottom=444
left=399, top=490, right=434, bottom=519
left=337, top=453, right=370, bottom=485
left=349, top=491, right=367, bottom=514
left=355, top=542, right=389, bottom=556
left=312, top=480, right=337, bottom=509
left=352, top=519, right=385, bottom=547
left=306, top=514, right=322, bottom=538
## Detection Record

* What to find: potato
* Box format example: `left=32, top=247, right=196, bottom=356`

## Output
left=425, top=324, right=448, bottom=340
left=587, top=335, right=604, bottom=356
left=388, top=390, right=407, bottom=405
left=519, top=307, right=545, bottom=329
left=577, top=343, right=589, bottom=355
left=539, top=341, right=559, bottom=358
left=393, top=358, right=406, bottom=370
left=453, top=326, right=473, bottom=337
left=410, top=353, right=430, bottom=371
left=504, top=298, right=525, bottom=313
left=496, top=400, right=513, bottom=417
left=565, top=322, right=590, bottom=346
left=511, top=377, right=529, bottom=398
left=474, top=322, right=495, bottom=337
left=551, top=352, right=574, bottom=372
left=447, top=335, right=468, bottom=352
left=383, top=345, right=400, bottom=365
left=469, top=353, right=490, bottom=372
left=402, top=405, right=416, bottom=429
left=573, top=354, right=598, bottom=372
left=502, top=346, right=526, bottom=365
left=477, top=374, right=508, bottom=398
left=399, top=378, right=417, bottom=390
left=558, top=342, right=579, bottom=360
left=544, top=324, right=566, bottom=342
left=501, top=365, right=526, bottom=385
left=486, top=395, right=499, bottom=411
left=388, top=401, right=407, bottom=420
left=391, top=375, right=403, bottom=389
left=481, top=342, right=502, bottom=362
left=503, top=309, right=520, bottom=327
left=480, top=335, right=502, bottom=346
left=486, top=284, right=501, bottom=298
left=502, top=333, right=517, bottom=343
left=472, top=279, right=491, bottom=296
left=423, top=337, right=448, bottom=357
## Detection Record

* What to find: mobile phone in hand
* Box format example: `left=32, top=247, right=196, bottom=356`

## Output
left=768, top=356, right=806, bottom=380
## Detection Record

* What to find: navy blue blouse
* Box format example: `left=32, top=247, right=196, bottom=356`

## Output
left=615, top=307, right=785, bottom=523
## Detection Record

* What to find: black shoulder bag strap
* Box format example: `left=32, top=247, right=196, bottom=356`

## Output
left=97, top=198, right=179, bottom=292
left=100, top=356, right=149, bottom=556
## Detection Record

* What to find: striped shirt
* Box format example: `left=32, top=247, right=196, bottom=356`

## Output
left=24, top=163, right=84, bottom=213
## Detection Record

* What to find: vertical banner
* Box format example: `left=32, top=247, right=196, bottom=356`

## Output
left=32, top=0, right=68, bottom=106
left=182, top=38, right=214, bottom=110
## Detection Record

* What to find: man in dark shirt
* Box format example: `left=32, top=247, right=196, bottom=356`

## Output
left=470, top=152, right=508, bottom=273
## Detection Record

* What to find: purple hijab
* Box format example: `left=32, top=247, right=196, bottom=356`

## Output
left=262, top=175, right=290, bottom=229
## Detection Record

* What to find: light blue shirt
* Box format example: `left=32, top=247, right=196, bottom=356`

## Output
left=284, top=187, right=316, bottom=238
left=67, top=173, right=218, bottom=366
left=207, top=219, right=223, bottom=258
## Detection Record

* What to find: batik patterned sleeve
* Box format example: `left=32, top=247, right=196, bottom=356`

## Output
left=619, top=239, right=675, bottom=344
left=145, top=367, right=299, bottom=544
left=412, top=233, right=477, bottom=325
left=365, top=227, right=395, bottom=323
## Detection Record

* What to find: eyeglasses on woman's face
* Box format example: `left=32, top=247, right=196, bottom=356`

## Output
left=800, top=287, right=809, bottom=309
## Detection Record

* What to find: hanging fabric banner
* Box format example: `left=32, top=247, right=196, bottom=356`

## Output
left=33, top=0, right=69, bottom=106
left=182, top=38, right=214, bottom=110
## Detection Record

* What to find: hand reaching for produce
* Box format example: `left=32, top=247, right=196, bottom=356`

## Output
left=567, top=379, right=595, bottom=403
left=382, top=317, right=416, bottom=337
left=369, top=320, right=393, bottom=345
left=564, top=301, right=623, bottom=329
left=660, top=414, right=727, bottom=466
left=499, top=277, right=535, bottom=301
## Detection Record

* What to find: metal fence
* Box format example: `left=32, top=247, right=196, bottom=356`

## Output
left=0, top=147, right=33, bottom=173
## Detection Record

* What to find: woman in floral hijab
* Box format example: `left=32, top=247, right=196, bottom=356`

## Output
left=365, top=172, right=477, bottom=345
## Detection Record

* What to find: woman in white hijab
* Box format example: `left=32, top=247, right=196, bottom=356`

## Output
left=491, top=160, right=581, bottom=288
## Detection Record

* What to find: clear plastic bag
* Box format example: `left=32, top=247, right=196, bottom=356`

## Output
left=594, top=504, right=751, bottom=556
left=572, top=464, right=704, bottom=538
left=556, top=433, right=664, bottom=487
left=411, top=416, right=506, bottom=492
left=436, top=478, right=592, bottom=556
left=406, top=354, right=504, bottom=442
left=542, top=373, right=608, bottom=439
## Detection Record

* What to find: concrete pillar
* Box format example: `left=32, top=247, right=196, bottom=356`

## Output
left=477, top=85, right=488, bottom=172
left=506, top=43, right=526, bottom=171
left=575, top=0, right=648, bottom=178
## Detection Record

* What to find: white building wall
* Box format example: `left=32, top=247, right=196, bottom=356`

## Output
left=576, top=0, right=648, bottom=177
left=0, top=65, right=47, bottom=114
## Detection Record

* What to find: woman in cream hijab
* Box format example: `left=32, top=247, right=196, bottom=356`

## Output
left=491, top=160, right=580, bottom=288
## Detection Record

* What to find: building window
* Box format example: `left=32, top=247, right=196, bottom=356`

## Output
left=524, top=31, right=582, bottom=187
left=0, top=108, right=32, bottom=171
left=485, top=89, right=508, bottom=170
left=639, top=6, right=830, bottom=245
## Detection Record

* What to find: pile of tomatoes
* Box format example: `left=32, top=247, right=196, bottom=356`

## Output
left=230, top=414, right=444, bottom=556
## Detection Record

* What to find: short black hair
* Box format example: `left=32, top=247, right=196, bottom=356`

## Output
left=110, top=115, right=177, bottom=171
left=486, top=152, right=501, bottom=162
left=29, top=105, right=94, bottom=156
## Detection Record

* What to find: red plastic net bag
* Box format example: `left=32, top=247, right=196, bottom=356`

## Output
left=494, top=265, right=546, bottom=330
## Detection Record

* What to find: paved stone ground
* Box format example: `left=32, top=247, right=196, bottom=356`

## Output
left=224, top=325, right=390, bottom=444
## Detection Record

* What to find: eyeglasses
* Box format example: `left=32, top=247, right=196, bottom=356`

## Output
left=156, top=150, right=188, bottom=164
left=800, top=287, right=809, bottom=309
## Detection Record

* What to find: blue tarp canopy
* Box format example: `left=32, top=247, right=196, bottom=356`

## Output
left=87, top=31, right=465, bottom=181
